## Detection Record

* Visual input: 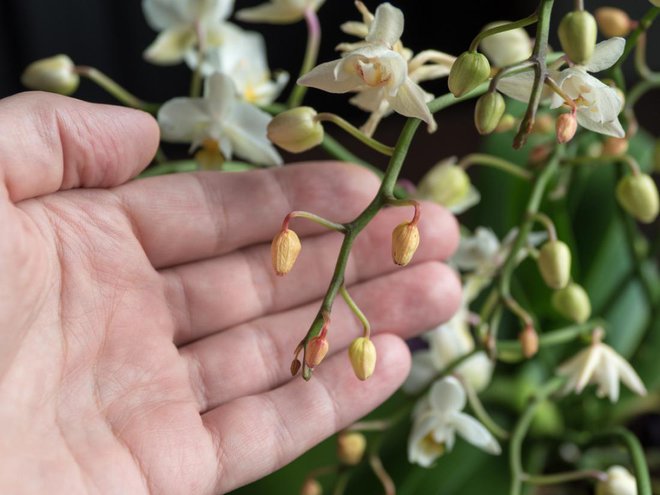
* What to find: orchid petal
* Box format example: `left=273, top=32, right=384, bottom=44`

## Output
left=365, top=3, right=404, bottom=47
left=143, top=26, right=196, bottom=65
left=403, top=351, right=439, bottom=395
left=236, top=2, right=304, bottom=24
left=225, top=102, right=283, bottom=166
left=297, top=60, right=362, bottom=93
left=609, top=347, right=647, bottom=397
left=496, top=70, right=536, bottom=102
left=585, top=37, right=625, bottom=73
left=429, top=376, right=466, bottom=413
left=451, top=412, right=501, bottom=454
left=158, top=98, right=210, bottom=145
left=387, top=78, right=436, bottom=131
left=205, top=73, right=236, bottom=121
left=576, top=112, right=625, bottom=138
left=574, top=346, right=601, bottom=393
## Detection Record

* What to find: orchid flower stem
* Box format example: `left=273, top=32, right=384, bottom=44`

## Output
left=458, top=153, right=533, bottom=180
left=502, top=296, right=534, bottom=327
left=411, top=349, right=481, bottom=400
left=574, top=0, right=584, bottom=11
left=461, top=378, right=510, bottom=440
left=288, top=8, right=321, bottom=108
left=332, top=472, right=350, bottom=495
left=316, top=113, right=395, bottom=156
left=385, top=198, right=421, bottom=224
left=283, top=211, right=346, bottom=233
left=190, top=69, right=203, bottom=98
left=469, top=12, right=539, bottom=52
left=634, top=34, right=655, bottom=81
left=528, top=212, right=557, bottom=242
left=369, top=454, right=395, bottom=495
left=346, top=420, right=391, bottom=432
left=74, top=66, right=159, bottom=114
left=340, top=285, right=371, bottom=338
left=522, top=470, right=606, bottom=485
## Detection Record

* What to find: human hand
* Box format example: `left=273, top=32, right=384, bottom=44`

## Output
left=0, top=92, right=460, bottom=494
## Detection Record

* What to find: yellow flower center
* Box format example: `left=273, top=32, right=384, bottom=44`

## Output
left=420, top=433, right=446, bottom=457
left=356, top=59, right=390, bottom=87
left=195, top=139, right=225, bottom=170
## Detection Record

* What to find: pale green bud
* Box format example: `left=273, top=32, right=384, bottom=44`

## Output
left=267, top=107, right=324, bottom=153
left=474, top=92, right=506, bottom=135
left=552, top=283, right=591, bottom=323
left=558, top=11, right=598, bottom=64
left=21, top=54, right=79, bottom=95
left=495, top=113, right=516, bottom=133
left=538, top=240, right=572, bottom=289
left=348, top=337, right=377, bottom=381
left=616, top=174, right=659, bottom=224
left=337, top=432, right=367, bottom=465
left=417, top=161, right=472, bottom=210
left=448, top=51, right=491, bottom=98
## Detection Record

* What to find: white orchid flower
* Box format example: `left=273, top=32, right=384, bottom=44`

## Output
left=479, top=21, right=533, bottom=68
left=236, top=0, right=324, bottom=24
left=158, top=73, right=282, bottom=166
left=298, top=3, right=437, bottom=132
left=556, top=334, right=646, bottom=402
left=408, top=377, right=501, bottom=467
left=142, top=0, right=234, bottom=65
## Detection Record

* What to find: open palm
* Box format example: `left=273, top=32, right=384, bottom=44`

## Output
left=0, top=93, right=460, bottom=494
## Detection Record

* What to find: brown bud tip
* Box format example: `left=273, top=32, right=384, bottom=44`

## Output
left=300, top=478, right=322, bottom=495
left=348, top=337, right=377, bottom=380
left=290, top=358, right=302, bottom=376
left=305, top=336, right=329, bottom=368
left=271, top=228, right=302, bottom=276
left=391, top=222, right=420, bottom=266
left=556, top=112, right=577, bottom=144
left=337, top=432, right=367, bottom=465
left=519, top=325, right=539, bottom=359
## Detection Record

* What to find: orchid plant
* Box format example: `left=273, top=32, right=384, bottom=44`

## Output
left=19, top=0, right=660, bottom=494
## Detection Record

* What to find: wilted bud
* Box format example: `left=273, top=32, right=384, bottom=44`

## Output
left=556, top=112, right=578, bottom=144
left=417, top=159, right=477, bottom=213
left=290, top=358, right=302, bottom=376
left=552, top=283, right=591, bottom=323
left=474, top=92, right=506, bottom=135
left=348, top=337, right=377, bottom=380
left=616, top=174, right=659, bottom=224
left=267, top=107, right=324, bottom=153
left=558, top=10, right=598, bottom=64
left=595, top=8, right=633, bottom=38
left=538, top=240, right=572, bottom=289
left=495, top=114, right=516, bottom=133
left=596, top=466, right=637, bottom=495
left=271, top=228, right=302, bottom=276
left=533, top=113, right=555, bottom=134
left=305, top=334, right=329, bottom=368
left=337, top=432, right=367, bottom=465
left=601, top=137, right=629, bottom=157
left=479, top=22, right=532, bottom=67
left=21, top=54, right=79, bottom=95
left=391, top=222, right=420, bottom=266
left=448, top=51, right=491, bottom=98
left=519, top=325, right=539, bottom=359
left=300, top=478, right=322, bottom=495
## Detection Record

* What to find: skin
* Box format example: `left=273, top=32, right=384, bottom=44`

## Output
left=0, top=92, right=461, bottom=494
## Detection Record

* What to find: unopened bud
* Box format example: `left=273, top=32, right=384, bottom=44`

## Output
left=348, top=337, right=377, bottom=380
left=267, top=107, right=324, bottom=153
left=558, top=10, right=598, bottom=64
left=596, top=466, right=637, bottom=495
left=601, top=137, right=629, bottom=157
left=271, top=228, right=302, bottom=275
left=448, top=51, right=491, bottom=98
left=552, top=283, right=591, bottom=323
left=300, top=478, right=322, bottom=495
left=519, top=325, right=539, bottom=359
left=391, top=222, right=420, bottom=266
left=337, top=432, right=367, bottom=465
left=533, top=113, right=555, bottom=134
left=495, top=114, right=516, bottom=133
left=479, top=22, right=532, bottom=67
left=616, top=174, right=659, bottom=224
left=538, top=240, right=572, bottom=289
left=21, top=54, right=79, bottom=95
left=474, top=92, right=506, bottom=135
left=290, top=358, right=302, bottom=376
left=417, top=159, right=476, bottom=213
left=305, top=335, right=329, bottom=368
left=595, top=8, right=633, bottom=38
left=556, top=112, right=578, bottom=144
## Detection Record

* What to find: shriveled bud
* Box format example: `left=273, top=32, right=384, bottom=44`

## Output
left=558, top=11, right=598, bottom=64
left=552, top=283, right=591, bottom=323
left=348, top=337, right=377, bottom=380
left=495, top=114, right=516, bottom=133
left=533, top=113, right=555, bottom=134
left=596, top=466, right=637, bottom=495
left=305, top=335, right=329, bottom=368
left=601, top=137, right=629, bottom=157
left=391, top=222, right=420, bottom=266
left=271, top=228, right=302, bottom=275
left=337, top=432, right=367, bottom=465
left=538, top=240, right=572, bottom=289
left=616, top=174, right=659, bottom=224
left=290, top=358, right=302, bottom=376
left=474, top=92, right=506, bottom=135
left=267, top=107, right=324, bottom=153
left=448, top=51, right=491, bottom=98
left=595, top=8, right=633, bottom=38
left=519, top=325, right=539, bottom=359
left=21, top=54, right=79, bottom=95
left=300, top=478, right=322, bottom=495
left=556, top=112, right=577, bottom=144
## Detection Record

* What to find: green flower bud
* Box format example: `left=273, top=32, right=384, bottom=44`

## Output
left=495, top=113, right=516, bottom=133
left=448, top=51, right=491, bottom=98
left=552, top=283, right=591, bottom=323
left=558, top=11, right=598, bottom=64
left=267, top=107, right=324, bottom=153
left=348, top=337, right=377, bottom=381
left=538, top=240, right=572, bottom=289
left=21, top=54, right=79, bottom=95
left=417, top=159, right=477, bottom=213
left=616, top=174, right=659, bottom=224
left=474, top=92, right=505, bottom=135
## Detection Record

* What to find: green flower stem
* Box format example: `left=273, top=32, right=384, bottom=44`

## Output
left=522, top=469, right=605, bottom=485
left=634, top=34, right=657, bottom=81
left=627, top=78, right=660, bottom=110
left=284, top=211, right=346, bottom=233
left=384, top=198, right=421, bottom=224
left=316, top=113, right=395, bottom=156
left=369, top=454, right=395, bottom=495
left=469, top=12, right=539, bottom=52
left=288, top=7, right=321, bottom=108
left=458, top=153, right=533, bottom=180
left=462, top=378, right=510, bottom=440
left=137, top=160, right=199, bottom=178
left=574, top=0, right=584, bottom=11
left=529, top=212, right=557, bottom=242
left=502, top=295, right=534, bottom=326
left=332, top=471, right=350, bottom=495
left=346, top=420, right=391, bottom=432
left=613, top=7, right=660, bottom=73
left=340, top=285, right=371, bottom=337
left=74, top=66, right=159, bottom=114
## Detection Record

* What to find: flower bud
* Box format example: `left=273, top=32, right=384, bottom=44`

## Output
left=552, top=283, right=591, bottom=323
left=271, top=228, right=302, bottom=276
left=529, top=144, right=552, bottom=165
left=305, top=335, right=329, bottom=368
left=538, top=240, right=572, bottom=289
left=558, top=10, right=598, bottom=64
left=391, top=222, right=420, bottom=266
left=495, top=114, right=516, bottom=133
left=556, top=112, right=578, bottom=144
left=595, top=8, right=633, bottom=38
left=616, top=174, right=659, bottom=224
left=479, top=22, right=532, bottom=67
left=21, top=54, right=79, bottom=95
left=348, top=337, right=377, bottom=380
left=417, top=159, right=477, bottom=213
left=267, top=107, right=324, bottom=153
left=596, top=466, right=637, bottom=495
left=448, top=51, right=491, bottom=98
left=519, top=325, right=539, bottom=359
left=290, top=358, right=302, bottom=376
left=474, top=92, right=506, bottom=135
left=601, top=137, right=629, bottom=157
left=300, top=478, right=322, bottom=495
left=533, top=114, right=555, bottom=134
left=337, top=432, right=367, bottom=465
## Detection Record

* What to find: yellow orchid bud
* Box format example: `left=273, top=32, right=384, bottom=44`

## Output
left=337, top=432, right=367, bottom=466
left=305, top=334, right=329, bottom=368
left=558, top=10, right=598, bottom=64
left=271, top=228, right=302, bottom=276
left=21, top=54, right=79, bottom=95
left=519, top=324, right=539, bottom=359
left=267, top=107, right=324, bottom=153
left=391, top=222, right=420, bottom=266
left=595, top=8, right=633, bottom=37
left=616, top=174, right=659, bottom=224
left=538, top=240, right=572, bottom=289
left=448, top=51, right=491, bottom=98
left=474, top=92, right=506, bottom=135
left=555, top=112, right=577, bottom=144
left=596, top=466, right=637, bottom=495
left=552, top=283, right=591, bottom=323
left=348, top=337, right=377, bottom=381
left=300, top=478, right=322, bottom=495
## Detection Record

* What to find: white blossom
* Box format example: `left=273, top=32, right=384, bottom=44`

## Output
left=236, top=0, right=324, bottom=24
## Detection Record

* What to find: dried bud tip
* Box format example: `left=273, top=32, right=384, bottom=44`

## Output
left=348, top=337, right=377, bottom=381
left=305, top=335, right=329, bottom=368
left=519, top=325, right=539, bottom=359
left=337, top=432, right=367, bottom=465
left=271, top=228, right=302, bottom=276
left=555, top=112, right=577, bottom=144
left=267, top=107, right=324, bottom=153
left=391, top=222, right=420, bottom=266
left=290, top=358, right=302, bottom=376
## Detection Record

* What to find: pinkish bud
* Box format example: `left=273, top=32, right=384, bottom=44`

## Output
left=305, top=335, right=329, bottom=368
left=556, top=112, right=577, bottom=144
